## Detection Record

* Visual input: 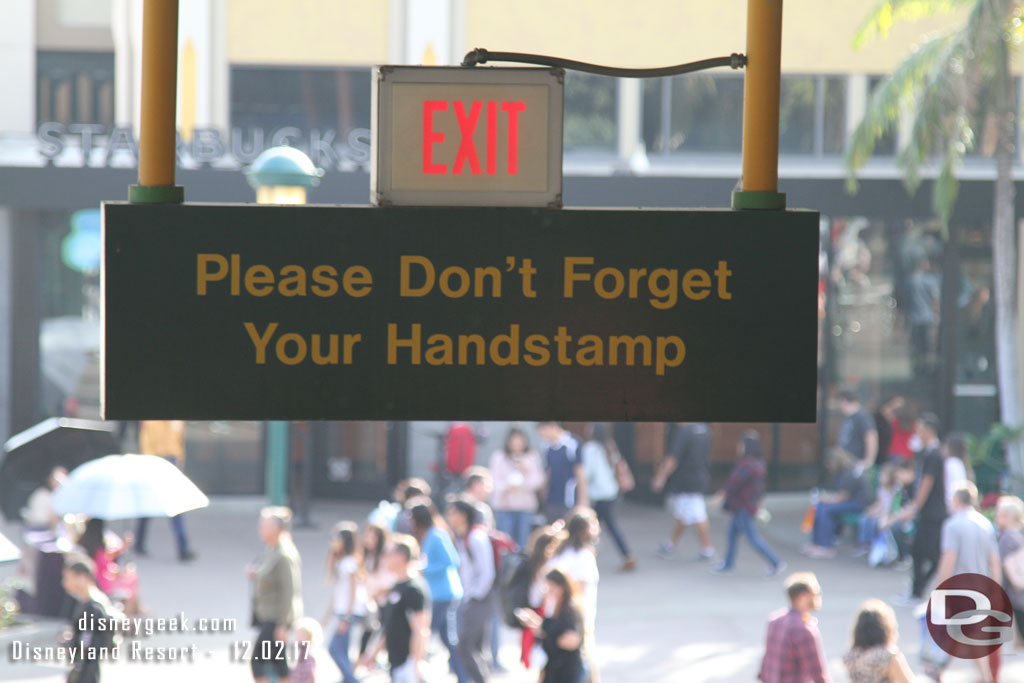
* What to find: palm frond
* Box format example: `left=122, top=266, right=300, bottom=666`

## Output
left=854, top=0, right=971, bottom=49
left=845, top=31, right=959, bottom=189
left=897, top=35, right=970, bottom=192
left=931, top=111, right=972, bottom=228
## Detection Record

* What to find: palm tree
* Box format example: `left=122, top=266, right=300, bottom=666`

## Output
left=845, top=0, right=1022, bottom=489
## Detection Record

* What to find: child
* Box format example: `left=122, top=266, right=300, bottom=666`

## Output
left=943, top=433, right=974, bottom=512
left=880, top=461, right=918, bottom=563
left=76, top=517, right=142, bottom=617
left=292, top=617, right=323, bottom=683
left=857, top=463, right=898, bottom=550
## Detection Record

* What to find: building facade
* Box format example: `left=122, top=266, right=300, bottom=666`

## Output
left=1, top=0, right=1019, bottom=498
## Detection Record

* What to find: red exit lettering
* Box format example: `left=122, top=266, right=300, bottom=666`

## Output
left=422, top=100, right=527, bottom=176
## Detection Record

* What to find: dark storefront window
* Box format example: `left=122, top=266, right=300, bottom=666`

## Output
left=563, top=72, right=617, bottom=152
left=36, top=51, right=115, bottom=128
left=822, top=216, right=997, bottom=446
left=230, top=66, right=372, bottom=133
left=830, top=217, right=940, bottom=394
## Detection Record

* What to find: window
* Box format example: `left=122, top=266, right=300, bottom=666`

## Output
left=562, top=72, right=617, bottom=152
left=36, top=51, right=114, bottom=127
left=779, top=77, right=816, bottom=154
left=646, top=74, right=745, bottom=154
left=866, top=76, right=897, bottom=156
left=230, top=66, right=372, bottom=134
left=822, top=77, right=846, bottom=155
left=642, top=74, right=846, bottom=156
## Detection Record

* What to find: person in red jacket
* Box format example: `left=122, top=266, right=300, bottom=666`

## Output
left=711, top=431, right=786, bottom=578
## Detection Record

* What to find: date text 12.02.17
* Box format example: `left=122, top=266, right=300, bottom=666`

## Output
left=228, top=640, right=307, bottom=663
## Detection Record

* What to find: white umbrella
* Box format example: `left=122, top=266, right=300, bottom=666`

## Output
left=52, top=454, right=209, bottom=520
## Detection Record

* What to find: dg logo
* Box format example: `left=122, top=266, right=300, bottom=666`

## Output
left=927, top=573, right=1015, bottom=659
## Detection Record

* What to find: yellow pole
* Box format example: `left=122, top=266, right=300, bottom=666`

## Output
left=130, top=0, right=183, bottom=203
left=733, top=0, right=786, bottom=210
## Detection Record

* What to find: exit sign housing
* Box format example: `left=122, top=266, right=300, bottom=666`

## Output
left=371, top=66, right=564, bottom=207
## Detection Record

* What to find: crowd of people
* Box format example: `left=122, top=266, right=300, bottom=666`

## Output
left=767, top=390, right=1024, bottom=682
left=755, top=475, right=1024, bottom=683
left=40, top=412, right=1024, bottom=682
left=800, top=392, right=988, bottom=595
left=240, top=410, right=1024, bottom=683
left=240, top=420, right=622, bottom=683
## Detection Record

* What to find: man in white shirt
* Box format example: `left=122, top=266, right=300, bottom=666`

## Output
left=936, top=482, right=1002, bottom=683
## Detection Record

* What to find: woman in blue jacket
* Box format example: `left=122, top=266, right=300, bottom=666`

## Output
left=409, top=499, right=469, bottom=682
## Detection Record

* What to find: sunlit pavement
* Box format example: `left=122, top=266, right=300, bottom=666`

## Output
left=3, top=494, right=1022, bottom=682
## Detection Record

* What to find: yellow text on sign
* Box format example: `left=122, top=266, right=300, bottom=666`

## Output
left=196, top=254, right=373, bottom=298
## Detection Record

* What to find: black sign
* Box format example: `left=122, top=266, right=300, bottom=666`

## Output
left=103, top=204, right=819, bottom=422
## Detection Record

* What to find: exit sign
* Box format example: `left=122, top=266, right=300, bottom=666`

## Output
left=371, top=66, right=564, bottom=207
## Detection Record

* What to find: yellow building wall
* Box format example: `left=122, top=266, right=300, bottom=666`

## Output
left=465, top=0, right=963, bottom=74
left=227, top=0, right=390, bottom=65
left=226, top=0, right=964, bottom=73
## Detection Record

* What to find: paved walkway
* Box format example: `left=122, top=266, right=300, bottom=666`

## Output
left=2, top=494, right=1022, bottom=682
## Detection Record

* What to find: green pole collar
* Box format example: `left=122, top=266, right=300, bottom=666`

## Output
left=129, top=185, right=185, bottom=204
left=731, top=190, right=787, bottom=210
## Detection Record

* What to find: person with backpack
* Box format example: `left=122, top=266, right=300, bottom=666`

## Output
left=443, top=423, right=478, bottom=500
left=581, top=422, right=636, bottom=572
left=463, top=465, right=507, bottom=672
left=710, top=431, right=786, bottom=578
left=448, top=497, right=497, bottom=683
left=463, top=466, right=496, bottom=530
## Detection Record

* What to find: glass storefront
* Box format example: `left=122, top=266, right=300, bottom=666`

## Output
left=818, top=213, right=998, bottom=470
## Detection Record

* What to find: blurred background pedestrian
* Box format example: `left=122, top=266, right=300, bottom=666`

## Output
left=490, top=427, right=544, bottom=550
left=652, top=422, right=715, bottom=562
left=581, top=422, right=635, bottom=572
left=712, top=431, right=785, bottom=578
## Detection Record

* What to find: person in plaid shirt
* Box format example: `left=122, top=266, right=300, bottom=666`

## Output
left=759, top=572, right=831, bottom=683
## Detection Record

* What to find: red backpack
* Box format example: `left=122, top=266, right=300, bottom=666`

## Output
left=471, top=525, right=518, bottom=573
left=445, top=423, right=476, bottom=475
